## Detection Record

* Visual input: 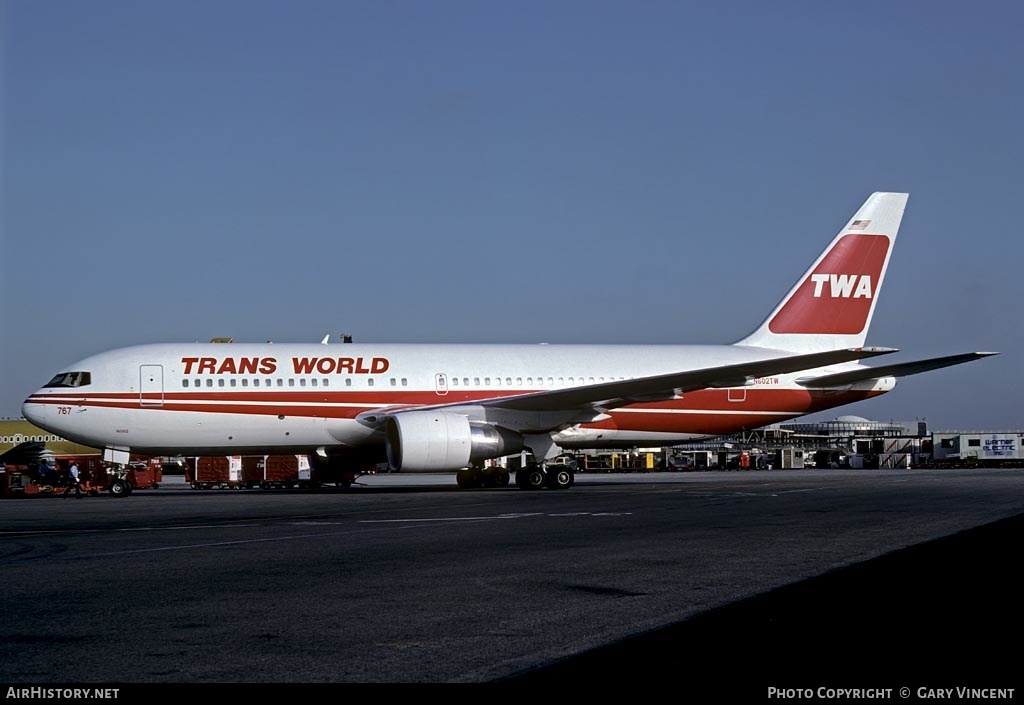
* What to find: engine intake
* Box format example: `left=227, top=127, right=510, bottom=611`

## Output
left=385, top=411, right=524, bottom=471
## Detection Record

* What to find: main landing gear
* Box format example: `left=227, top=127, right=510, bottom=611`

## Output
left=514, top=463, right=575, bottom=491
left=456, top=463, right=575, bottom=490
left=456, top=466, right=511, bottom=489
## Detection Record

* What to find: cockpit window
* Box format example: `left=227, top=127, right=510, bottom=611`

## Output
left=44, top=371, right=92, bottom=388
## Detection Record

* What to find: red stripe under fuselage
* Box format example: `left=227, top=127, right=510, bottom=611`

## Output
left=25, top=386, right=885, bottom=437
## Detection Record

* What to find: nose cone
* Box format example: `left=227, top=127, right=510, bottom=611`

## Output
left=22, top=394, right=44, bottom=426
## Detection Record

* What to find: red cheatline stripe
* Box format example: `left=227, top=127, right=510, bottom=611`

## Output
left=26, top=390, right=528, bottom=405
left=22, top=388, right=885, bottom=421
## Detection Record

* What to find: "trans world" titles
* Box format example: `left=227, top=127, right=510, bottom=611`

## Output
left=180, top=357, right=390, bottom=375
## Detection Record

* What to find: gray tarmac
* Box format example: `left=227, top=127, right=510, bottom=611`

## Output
left=1, top=468, right=1022, bottom=686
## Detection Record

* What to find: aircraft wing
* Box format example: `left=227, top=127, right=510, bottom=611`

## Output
left=478, top=347, right=897, bottom=412
left=796, top=352, right=998, bottom=388
left=358, top=347, right=897, bottom=430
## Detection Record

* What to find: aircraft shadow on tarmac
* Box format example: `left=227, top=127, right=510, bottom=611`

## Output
left=496, top=512, right=1024, bottom=686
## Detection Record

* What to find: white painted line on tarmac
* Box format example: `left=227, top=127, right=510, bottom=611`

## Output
left=360, top=513, right=539, bottom=523
left=361, top=511, right=632, bottom=522
left=66, top=523, right=438, bottom=558
left=0, top=523, right=260, bottom=537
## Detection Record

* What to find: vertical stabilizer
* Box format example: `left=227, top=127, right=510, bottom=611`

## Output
left=736, top=192, right=908, bottom=353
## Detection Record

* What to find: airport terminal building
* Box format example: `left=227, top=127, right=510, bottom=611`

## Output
left=661, top=415, right=1023, bottom=470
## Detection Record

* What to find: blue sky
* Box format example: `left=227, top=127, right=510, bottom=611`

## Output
left=2, top=0, right=1021, bottom=430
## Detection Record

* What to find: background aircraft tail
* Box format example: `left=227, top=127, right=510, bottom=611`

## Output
left=736, top=192, right=908, bottom=353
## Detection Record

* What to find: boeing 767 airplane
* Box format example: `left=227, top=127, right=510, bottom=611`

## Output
left=22, top=193, right=995, bottom=489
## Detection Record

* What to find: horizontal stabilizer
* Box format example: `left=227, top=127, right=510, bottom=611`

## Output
left=797, top=352, right=999, bottom=388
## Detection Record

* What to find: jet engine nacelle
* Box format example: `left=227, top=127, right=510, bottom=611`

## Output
left=385, top=411, right=524, bottom=471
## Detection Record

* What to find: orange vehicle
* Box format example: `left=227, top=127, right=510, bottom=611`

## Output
left=2, top=456, right=161, bottom=497
left=62, top=456, right=162, bottom=497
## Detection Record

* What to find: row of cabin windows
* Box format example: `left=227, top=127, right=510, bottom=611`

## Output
left=180, top=376, right=626, bottom=389
left=448, top=376, right=622, bottom=387
left=1, top=435, right=62, bottom=443
left=181, top=378, right=411, bottom=388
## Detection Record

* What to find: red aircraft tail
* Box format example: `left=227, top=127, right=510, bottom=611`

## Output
left=736, top=192, right=908, bottom=353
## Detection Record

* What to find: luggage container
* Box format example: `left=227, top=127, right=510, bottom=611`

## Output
left=252, top=455, right=318, bottom=488
left=241, top=456, right=266, bottom=488
left=187, top=456, right=244, bottom=489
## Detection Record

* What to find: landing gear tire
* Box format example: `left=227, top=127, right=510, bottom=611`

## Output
left=547, top=468, right=574, bottom=490
left=519, top=465, right=547, bottom=491
left=515, top=469, right=530, bottom=490
left=476, top=467, right=510, bottom=488
left=457, top=468, right=481, bottom=489
left=109, top=479, right=130, bottom=497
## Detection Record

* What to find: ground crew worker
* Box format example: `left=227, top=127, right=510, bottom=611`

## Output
left=64, top=461, right=82, bottom=498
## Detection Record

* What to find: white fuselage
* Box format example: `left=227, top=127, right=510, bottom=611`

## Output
left=21, top=194, right=921, bottom=468
left=22, top=342, right=892, bottom=459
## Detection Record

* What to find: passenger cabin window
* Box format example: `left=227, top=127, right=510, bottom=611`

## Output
left=44, top=371, right=92, bottom=388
